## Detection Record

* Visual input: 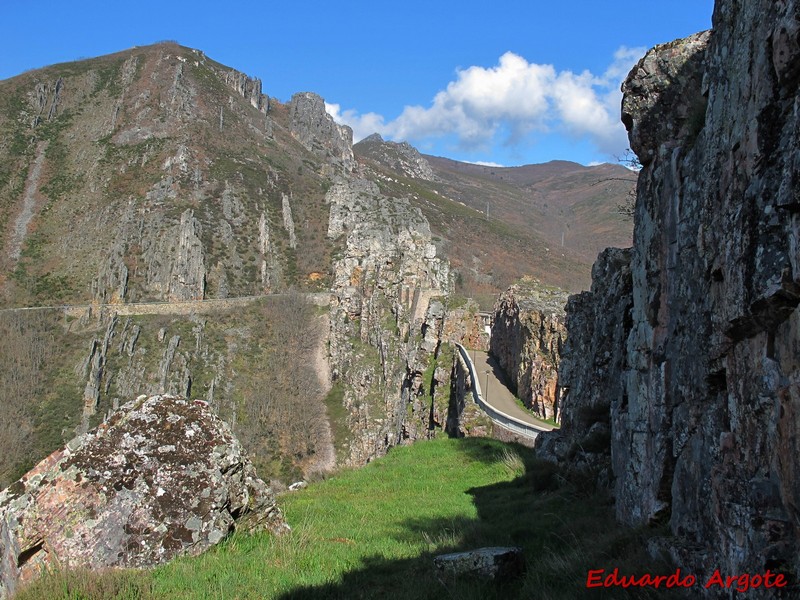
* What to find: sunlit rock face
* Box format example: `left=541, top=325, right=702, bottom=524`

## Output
left=540, top=0, right=800, bottom=587
left=0, top=394, right=286, bottom=599
left=490, top=280, right=568, bottom=422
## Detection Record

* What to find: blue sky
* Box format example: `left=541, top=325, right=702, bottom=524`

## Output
left=1, top=1, right=714, bottom=166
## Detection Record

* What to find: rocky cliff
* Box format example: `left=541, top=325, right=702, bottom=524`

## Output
left=490, top=279, right=568, bottom=422
left=325, top=176, right=451, bottom=463
left=539, top=0, right=800, bottom=589
left=0, top=394, right=285, bottom=599
left=0, top=42, right=460, bottom=484
left=536, top=248, right=631, bottom=472
left=354, top=133, right=436, bottom=181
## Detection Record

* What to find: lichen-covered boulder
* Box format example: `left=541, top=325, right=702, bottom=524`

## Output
left=0, top=394, right=286, bottom=599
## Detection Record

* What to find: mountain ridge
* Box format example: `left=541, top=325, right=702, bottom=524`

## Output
left=0, top=41, right=630, bottom=490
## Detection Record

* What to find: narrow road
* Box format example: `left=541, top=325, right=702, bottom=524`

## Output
left=471, top=349, right=556, bottom=432
left=0, top=292, right=331, bottom=316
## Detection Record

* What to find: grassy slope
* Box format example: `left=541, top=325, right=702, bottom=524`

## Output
left=16, top=438, right=684, bottom=600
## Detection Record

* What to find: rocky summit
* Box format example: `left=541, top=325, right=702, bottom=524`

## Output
left=0, top=394, right=285, bottom=599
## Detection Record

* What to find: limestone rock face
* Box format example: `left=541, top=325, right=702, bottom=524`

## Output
left=490, top=280, right=568, bottom=422
left=535, top=248, right=632, bottom=470
left=289, top=92, right=354, bottom=174
left=325, top=177, right=450, bottom=464
left=541, top=0, right=800, bottom=586
left=0, top=394, right=285, bottom=599
left=355, top=133, right=436, bottom=181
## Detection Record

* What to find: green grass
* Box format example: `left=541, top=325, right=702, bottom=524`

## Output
left=15, top=437, right=682, bottom=600
left=511, top=396, right=560, bottom=429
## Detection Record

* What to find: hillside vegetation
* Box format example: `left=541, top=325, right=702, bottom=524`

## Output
left=355, top=135, right=634, bottom=298
left=0, top=42, right=631, bottom=515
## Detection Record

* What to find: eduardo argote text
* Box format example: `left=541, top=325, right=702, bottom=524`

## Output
left=586, top=568, right=788, bottom=593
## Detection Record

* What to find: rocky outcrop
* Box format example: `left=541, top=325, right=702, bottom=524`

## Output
left=441, top=298, right=490, bottom=351
left=540, top=0, right=800, bottom=588
left=30, top=78, right=63, bottom=128
left=141, top=209, right=206, bottom=302
left=289, top=92, right=354, bottom=174
left=620, top=31, right=711, bottom=167
left=355, top=133, right=436, bottom=181
left=490, top=280, right=568, bottom=422
left=281, top=192, right=297, bottom=249
left=0, top=394, right=285, bottom=599
left=325, top=177, right=450, bottom=463
left=223, top=69, right=268, bottom=113
left=535, top=248, right=632, bottom=470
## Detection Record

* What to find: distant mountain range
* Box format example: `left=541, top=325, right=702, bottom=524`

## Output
left=355, top=134, right=634, bottom=299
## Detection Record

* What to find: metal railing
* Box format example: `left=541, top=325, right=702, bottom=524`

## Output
left=455, top=342, right=548, bottom=441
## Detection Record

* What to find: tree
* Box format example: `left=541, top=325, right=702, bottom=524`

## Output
left=0, top=311, right=55, bottom=487
left=236, top=292, right=329, bottom=479
left=614, top=149, right=642, bottom=220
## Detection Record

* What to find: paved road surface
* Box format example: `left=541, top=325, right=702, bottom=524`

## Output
left=470, top=349, right=556, bottom=432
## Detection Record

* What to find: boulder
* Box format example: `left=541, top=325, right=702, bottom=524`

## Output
left=433, top=546, right=524, bottom=581
left=0, top=394, right=286, bottom=599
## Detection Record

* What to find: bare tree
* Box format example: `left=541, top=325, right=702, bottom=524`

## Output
left=614, top=149, right=642, bottom=220
left=236, top=292, right=328, bottom=478
left=0, top=311, right=55, bottom=487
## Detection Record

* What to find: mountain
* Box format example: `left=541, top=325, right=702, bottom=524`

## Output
left=355, top=134, right=635, bottom=299
left=0, top=42, right=631, bottom=488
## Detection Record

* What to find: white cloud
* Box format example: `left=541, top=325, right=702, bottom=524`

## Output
left=325, top=102, right=389, bottom=142
left=464, top=160, right=505, bottom=167
left=327, top=46, right=646, bottom=157
left=602, top=46, right=646, bottom=84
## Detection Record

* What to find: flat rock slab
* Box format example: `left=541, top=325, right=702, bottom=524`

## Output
left=434, top=546, right=525, bottom=581
left=0, top=394, right=286, bottom=600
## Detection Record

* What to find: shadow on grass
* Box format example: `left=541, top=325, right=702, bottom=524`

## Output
left=277, top=438, right=689, bottom=600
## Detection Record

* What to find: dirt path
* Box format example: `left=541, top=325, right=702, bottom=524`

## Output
left=0, top=292, right=331, bottom=316
left=8, top=141, right=48, bottom=262
left=306, top=313, right=337, bottom=475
